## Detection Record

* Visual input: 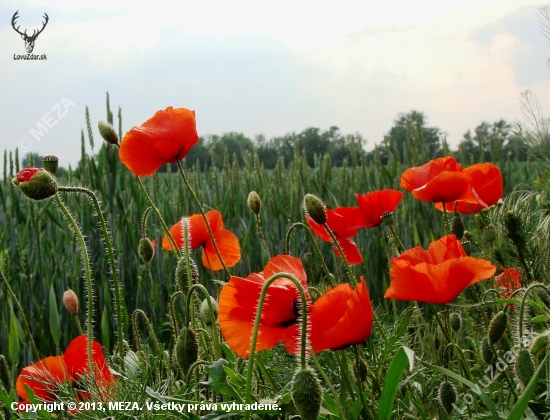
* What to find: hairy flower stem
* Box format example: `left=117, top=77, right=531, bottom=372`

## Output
left=519, top=284, right=550, bottom=344
left=0, top=265, right=39, bottom=360
left=387, top=224, right=405, bottom=254
left=54, top=194, right=93, bottom=371
left=140, top=207, right=153, bottom=238
left=177, top=160, right=230, bottom=279
left=181, top=218, right=196, bottom=330
left=285, top=222, right=333, bottom=286
left=353, top=346, right=370, bottom=419
left=255, top=214, right=271, bottom=261
left=187, top=284, right=222, bottom=360
left=322, top=224, right=356, bottom=286
left=309, top=349, right=347, bottom=419
left=132, top=309, right=160, bottom=353
left=58, top=186, right=125, bottom=371
left=244, top=273, right=309, bottom=420
left=434, top=307, right=471, bottom=381
left=336, top=351, right=357, bottom=402
left=169, top=291, right=183, bottom=339
left=441, top=203, right=452, bottom=235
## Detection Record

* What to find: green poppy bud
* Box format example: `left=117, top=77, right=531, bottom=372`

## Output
left=515, top=348, right=534, bottom=388
left=98, top=120, right=119, bottom=145
left=12, top=168, right=58, bottom=201
left=303, top=194, right=327, bottom=224
left=438, top=382, right=456, bottom=415
left=481, top=337, right=494, bottom=365
left=291, top=367, right=322, bottom=420
left=199, top=296, right=218, bottom=326
left=488, top=311, right=507, bottom=345
left=173, top=327, right=198, bottom=373
left=138, top=238, right=155, bottom=263
left=247, top=191, right=262, bottom=215
left=450, top=313, right=461, bottom=333
left=530, top=331, right=550, bottom=356
left=451, top=215, right=464, bottom=240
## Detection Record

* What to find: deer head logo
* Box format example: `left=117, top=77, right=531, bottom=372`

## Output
left=12, top=11, right=49, bottom=54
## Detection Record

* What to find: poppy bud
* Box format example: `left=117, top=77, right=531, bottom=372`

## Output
left=173, top=327, right=198, bottom=373
left=247, top=191, right=262, bottom=215
left=483, top=225, right=496, bottom=244
left=515, top=348, right=534, bottom=388
left=460, top=239, right=471, bottom=256
left=303, top=194, right=327, bottom=225
left=449, top=312, right=461, bottom=333
left=12, top=168, right=58, bottom=201
left=451, top=215, right=464, bottom=240
left=488, top=311, right=507, bottom=345
left=98, top=121, right=119, bottom=145
left=199, top=296, right=218, bottom=327
left=138, top=238, right=155, bottom=263
left=291, top=367, right=322, bottom=420
left=480, top=337, right=494, bottom=365
left=62, top=289, right=79, bottom=314
left=530, top=331, right=550, bottom=356
left=438, top=382, right=456, bottom=415
left=42, top=155, right=59, bottom=175
left=380, top=211, right=394, bottom=226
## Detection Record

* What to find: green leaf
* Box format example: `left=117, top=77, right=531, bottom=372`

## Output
left=507, top=352, right=550, bottom=420
left=48, top=285, right=61, bottom=347
left=419, top=359, right=500, bottom=419
left=377, top=346, right=414, bottom=420
left=8, top=309, right=20, bottom=364
left=199, top=359, right=242, bottom=401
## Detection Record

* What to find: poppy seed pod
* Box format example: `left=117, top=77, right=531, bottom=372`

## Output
left=42, top=155, right=59, bottom=175
left=138, top=238, right=155, bottom=263
left=483, top=225, right=497, bottom=244
left=450, top=312, right=461, bottom=333
left=438, top=382, right=456, bottom=415
left=12, top=168, right=58, bottom=201
left=303, top=194, right=327, bottom=225
left=62, top=289, right=79, bottom=314
left=173, top=327, right=198, bottom=373
left=451, top=215, right=465, bottom=240
left=460, top=239, right=471, bottom=256
left=515, top=348, right=534, bottom=388
left=98, top=120, right=119, bottom=145
left=291, top=367, right=322, bottom=420
left=247, top=191, right=261, bottom=215
left=380, top=211, right=394, bottom=226
left=199, top=296, right=218, bottom=326
left=488, top=311, right=508, bottom=345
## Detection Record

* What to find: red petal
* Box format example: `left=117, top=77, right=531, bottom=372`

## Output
left=333, top=237, right=363, bottom=264
left=64, top=336, right=114, bottom=384
left=400, top=156, right=463, bottom=192
left=202, top=229, right=241, bottom=270
left=16, top=356, right=68, bottom=401
left=356, top=189, right=404, bottom=227
left=119, top=107, right=199, bottom=176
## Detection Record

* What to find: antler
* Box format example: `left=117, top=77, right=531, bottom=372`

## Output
left=34, top=13, right=49, bottom=37
left=11, top=11, right=26, bottom=37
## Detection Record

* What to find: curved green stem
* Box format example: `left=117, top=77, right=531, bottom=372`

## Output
left=309, top=349, right=347, bottom=420
left=285, top=222, right=333, bottom=286
left=54, top=194, right=93, bottom=371
left=169, top=291, right=183, bottom=338
left=141, top=207, right=153, bottom=238
left=244, top=272, right=309, bottom=419
left=185, top=360, right=209, bottom=385
left=177, top=160, right=230, bottom=279
left=58, top=186, right=125, bottom=370
left=519, top=283, right=550, bottom=345
left=0, top=264, right=39, bottom=360
left=132, top=309, right=160, bottom=354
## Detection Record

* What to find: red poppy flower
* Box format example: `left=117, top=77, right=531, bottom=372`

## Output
left=356, top=189, right=404, bottom=227
left=218, top=255, right=311, bottom=358
left=119, top=107, right=199, bottom=176
left=400, top=156, right=482, bottom=204
left=162, top=210, right=241, bottom=270
left=16, top=356, right=69, bottom=402
left=435, top=163, right=503, bottom=213
left=309, top=276, right=373, bottom=352
left=306, top=206, right=367, bottom=264
left=384, top=234, right=496, bottom=304
left=63, top=336, right=115, bottom=387
left=495, top=267, right=522, bottom=299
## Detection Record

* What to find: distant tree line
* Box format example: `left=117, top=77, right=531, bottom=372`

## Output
left=15, top=110, right=529, bottom=175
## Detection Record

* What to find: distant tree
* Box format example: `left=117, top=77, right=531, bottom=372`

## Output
left=209, top=132, right=254, bottom=168
left=22, top=152, right=43, bottom=168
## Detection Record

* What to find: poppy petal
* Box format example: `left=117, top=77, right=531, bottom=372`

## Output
left=356, top=189, right=404, bottom=227
left=16, top=356, right=68, bottom=401
left=202, top=229, right=241, bottom=270
left=119, top=107, right=199, bottom=177
left=333, top=237, right=363, bottom=265
left=310, top=276, right=373, bottom=352
left=64, top=336, right=114, bottom=384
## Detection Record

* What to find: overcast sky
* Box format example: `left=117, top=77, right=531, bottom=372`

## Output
left=1, top=1, right=549, bottom=167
